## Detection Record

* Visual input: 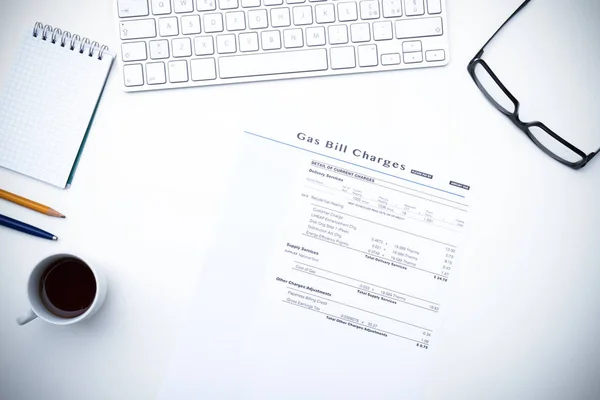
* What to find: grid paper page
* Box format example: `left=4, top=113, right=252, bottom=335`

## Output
left=0, top=31, right=113, bottom=188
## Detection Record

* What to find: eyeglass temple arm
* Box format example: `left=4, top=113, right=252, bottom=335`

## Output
left=474, top=0, right=532, bottom=59
left=588, top=148, right=600, bottom=162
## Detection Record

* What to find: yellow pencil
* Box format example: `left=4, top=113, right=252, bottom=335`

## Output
left=0, top=188, right=65, bottom=218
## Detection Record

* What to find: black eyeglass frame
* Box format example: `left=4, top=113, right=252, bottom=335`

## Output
left=467, top=0, right=599, bottom=170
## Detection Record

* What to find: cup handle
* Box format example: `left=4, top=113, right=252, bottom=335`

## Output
left=17, top=309, right=38, bottom=326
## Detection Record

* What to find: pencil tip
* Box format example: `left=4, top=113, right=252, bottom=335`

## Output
left=60, top=215, right=66, bottom=219
left=52, top=236, right=58, bottom=241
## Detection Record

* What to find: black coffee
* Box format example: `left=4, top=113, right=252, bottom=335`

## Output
left=40, top=257, right=96, bottom=318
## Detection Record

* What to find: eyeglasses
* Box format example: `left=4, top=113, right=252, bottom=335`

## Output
left=467, top=0, right=599, bottom=170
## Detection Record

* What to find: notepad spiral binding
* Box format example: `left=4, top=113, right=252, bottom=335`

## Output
left=32, top=22, right=109, bottom=60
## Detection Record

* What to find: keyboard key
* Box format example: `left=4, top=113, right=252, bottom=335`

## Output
left=293, top=6, right=313, bottom=25
left=404, top=0, right=424, bottom=16
left=306, top=26, right=326, bottom=46
left=284, top=28, right=304, bottom=48
left=328, top=25, right=348, bottom=44
left=191, top=58, right=217, bottom=80
left=118, top=0, right=149, bottom=18
left=159, top=17, right=179, bottom=36
left=218, top=49, right=327, bottom=78
left=271, top=8, right=291, bottom=28
left=146, top=62, right=167, bottom=84
left=172, top=37, right=193, bottom=57
left=427, top=0, right=441, bottom=14
left=338, top=2, right=358, bottom=22
left=204, top=13, right=224, bottom=32
left=120, top=19, right=157, bottom=40
left=226, top=11, right=246, bottom=30
left=261, top=30, right=282, bottom=50
left=287, top=0, right=305, bottom=3
left=150, top=39, right=170, bottom=58
left=360, top=1, right=380, bottom=20
left=248, top=10, right=268, bottom=29
left=350, top=22, right=370, bottom=43
left=382, top=0, right=402, bottom=18
left=330, top=46, right=355, bottom=69
left=239, top=32, right=259, bottom=51
left=181, top=15, right=201, bottom=34
left=217, top=34, right=237, bottom=53
left=123, top=64, right=144, bottom=86
left=264, top=0, right=283, bottom=5
left=395, top=17, right=442, bottom=39
left=402, top=40, right=421, bottom=52
left=241, top=0, right=261, bottom=7
left=373, top=21, right=392, bottom=40
left=404, top=51, right=423, bottom=63
left=381, top=53, right=400, bottom=65
left=197, top=0, right=217, bottom=11
left=122, top=41, right=147, bottom=61
left=315, top=4, right=335, bottom=23
left=175, top=0, right=195, bottom=12
left=425, top=49, right=445, bottom=61
left=168, top=60, right=189, bottom=82
left=358, top=44, right=377, bottom=67
left=194, top=35, right=215, bottom=54
left=152, top=0, right=171, bottom=14
left=220, top=0, right=239, bottom=10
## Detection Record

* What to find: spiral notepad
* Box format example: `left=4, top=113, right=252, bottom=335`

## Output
left=0, top=22, right=114, bottom=188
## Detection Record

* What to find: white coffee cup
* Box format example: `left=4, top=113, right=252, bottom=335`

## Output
left=17, top=254, right=107, bottom=326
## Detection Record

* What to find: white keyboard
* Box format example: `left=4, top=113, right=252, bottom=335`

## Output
left=115, top=0, right=449, bottom=91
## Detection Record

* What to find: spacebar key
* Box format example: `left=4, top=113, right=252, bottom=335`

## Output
left=219, top=49, right=328, bottom=79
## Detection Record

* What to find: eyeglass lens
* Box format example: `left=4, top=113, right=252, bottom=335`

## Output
left=472, top=62, right=516, bottom=115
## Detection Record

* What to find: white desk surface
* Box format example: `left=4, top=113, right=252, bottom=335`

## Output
left=1, top=1, right=600, bottom=399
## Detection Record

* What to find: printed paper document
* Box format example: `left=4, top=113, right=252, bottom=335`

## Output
left=159, top=129, right=474, bottom=399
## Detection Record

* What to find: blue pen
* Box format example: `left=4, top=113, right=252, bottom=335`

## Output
left=0, top=213, right=58, bottom=241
